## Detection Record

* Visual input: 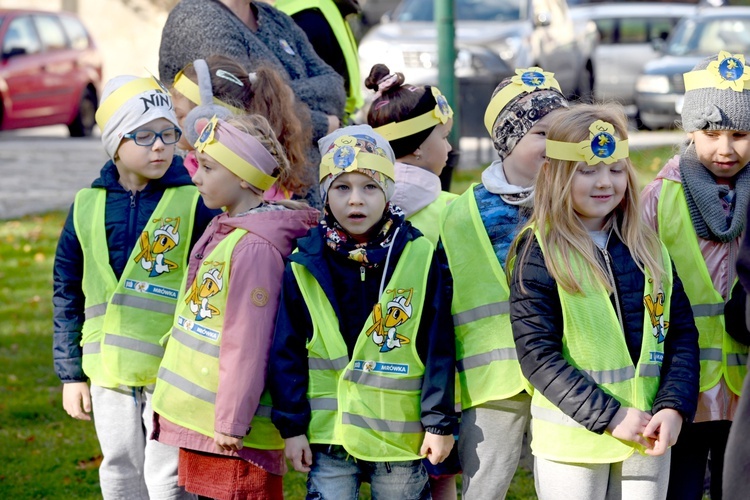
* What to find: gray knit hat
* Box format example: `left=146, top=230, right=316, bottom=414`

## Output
left=682, top=52, right=750, bottom=132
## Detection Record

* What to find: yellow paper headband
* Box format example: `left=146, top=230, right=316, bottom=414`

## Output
left=173, top=69, right=245, bottom=115
left=194, top=116, right=278, bottom=191
left=373, top=87, right=453, bottom=141
left=684, top=51, right=750, bottom=93
left=95, top=77, right=165, bottom=129
left=484, top=67, right=562, bottom=134
left=546, top=120, right=629, bottom=166
left=319, top=135, right=395, bottom=182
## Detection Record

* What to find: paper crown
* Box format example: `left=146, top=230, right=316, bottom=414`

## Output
left=484, top=67, right=562, bottom=134
left=194, top=116, right=278, bottom=191
left=95, top=76, right=167, bottom=129
left=319, top=134, right=395, bottom=182
left=546, top=120, right=629, bottom=165
left=373, top=87, right=453, bottom=141
left=173, top=68, right=245, bottom=115
left=684, top=51, right=750, bottom=93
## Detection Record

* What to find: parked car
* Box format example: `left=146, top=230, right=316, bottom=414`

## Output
left=0, top=9, right=102, bottom=136
left=635, top=6, right=750, bottom=129
left=357, top=0, right=595, bottom=137
left=569, top=2, right=696, bottom=110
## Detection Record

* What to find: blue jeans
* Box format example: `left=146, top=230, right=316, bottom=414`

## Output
left=306, top=444, right=430, bottom=500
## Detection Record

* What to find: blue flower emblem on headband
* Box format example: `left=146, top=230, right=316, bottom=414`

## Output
left=333, top=145, right=357, bottom=169
left=591, top=131, right=616, bottom=159
left=520, top=70, right=546, bottom=88
left=436, top=94, right=451, bottom=117
left=194, top=116, right=218, bottom=152
left=719, top=56, right=744, bottom=82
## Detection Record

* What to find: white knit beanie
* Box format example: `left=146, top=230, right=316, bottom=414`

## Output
left=96, top=75, right=179, bottom=159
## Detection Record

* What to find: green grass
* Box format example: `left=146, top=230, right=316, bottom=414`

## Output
left=0, top=147, right=678, bottom=498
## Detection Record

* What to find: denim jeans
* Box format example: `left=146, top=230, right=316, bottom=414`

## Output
left=306, top=444, right=431, bottom=500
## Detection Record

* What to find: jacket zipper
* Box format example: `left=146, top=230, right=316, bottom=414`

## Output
left=360, top=265, right=365, bottom=282
left=599, top=244, right=625, bottom=336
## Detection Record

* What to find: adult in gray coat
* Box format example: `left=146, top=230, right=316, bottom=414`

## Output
left=159, top=0, right=346, bottom=205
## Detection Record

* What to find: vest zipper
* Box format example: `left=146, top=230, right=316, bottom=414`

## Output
left=600, top=247, right=625, bottom=335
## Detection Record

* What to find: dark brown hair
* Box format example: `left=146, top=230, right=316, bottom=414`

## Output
left=365, top=63, right=426, bottom=127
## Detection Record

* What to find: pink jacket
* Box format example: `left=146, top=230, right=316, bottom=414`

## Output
left=642, top=155, right=739, bottom=421
left=155, top=203, right=319, bottom=473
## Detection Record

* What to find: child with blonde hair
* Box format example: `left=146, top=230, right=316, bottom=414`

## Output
left=171, top=55, right=312, bottom=200
left=151, top=113, right=318, bottom=499
left=642, top=51, right=750, bottom=499
left=510, top=103, right=699, bottom=499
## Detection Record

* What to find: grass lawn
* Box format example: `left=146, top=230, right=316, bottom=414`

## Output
left=0, top=145, right=677, bottom=499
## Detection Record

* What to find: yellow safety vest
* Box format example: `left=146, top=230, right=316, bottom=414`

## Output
left=408, top=191, right=458, bottom=245
left=293, top=238, right=433, bottom=461
left=276, top=0, right=363, bottom=118
left=529, top=228, right=672, bottom=463
left=74, top=186, right=198, bottom=387
left=657, top=179, right=747, bottom=395
left=440, top=186, right=527, bottom=409
left=152, top=229, right=283, bottom=450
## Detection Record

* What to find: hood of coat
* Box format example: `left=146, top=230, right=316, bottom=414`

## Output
left=211, top=204, right=319, bottom=256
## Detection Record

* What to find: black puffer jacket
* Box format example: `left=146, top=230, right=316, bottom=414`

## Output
left=510, top=231, right=699, bottom=434
left=52, top=158, right=218, bottom=383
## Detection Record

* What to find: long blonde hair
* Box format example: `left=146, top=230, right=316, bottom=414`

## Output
left=509, top=103, right=665, bottom=294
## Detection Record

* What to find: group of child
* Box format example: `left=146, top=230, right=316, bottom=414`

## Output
left=52, top=48, right=749, bottom=500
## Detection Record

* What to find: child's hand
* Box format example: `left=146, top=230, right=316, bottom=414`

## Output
left=643, top=408, right=683, bottom=456
left=62, top=382, right=91, bottom=421
left=606, top=406, right=653, bottom=449
left=285, top=434, right=313, bottom=472
left=420, top=432, right=454, bottom=465
left=214, top=432, right=243, bottom=453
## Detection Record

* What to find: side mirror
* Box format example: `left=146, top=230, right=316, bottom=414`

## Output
left=2, top=46, right=27, bottom=60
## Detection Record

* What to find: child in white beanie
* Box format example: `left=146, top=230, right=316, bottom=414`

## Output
left=52, top=74, right=217, bottom=499
left=269, top=125, right=457, bottom=498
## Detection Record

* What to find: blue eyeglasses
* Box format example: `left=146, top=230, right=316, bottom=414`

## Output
left=123, top=127, right=182, bottom=146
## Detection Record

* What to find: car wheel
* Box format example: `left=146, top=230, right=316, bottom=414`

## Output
left=574, top=61, right=594, bottom=102
left=68, top=87, right=97, bottom=137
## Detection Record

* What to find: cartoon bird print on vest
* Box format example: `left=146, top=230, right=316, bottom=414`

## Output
left=644, top=290, right=669, bottom=343
left=186, top=261, right=224, bottom=321
left=134, top=217, right=181, bottom=277
left=366, top=288, right=414, bottom=352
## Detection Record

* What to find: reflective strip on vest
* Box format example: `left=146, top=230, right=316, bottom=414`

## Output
left=440, top=187, right=525, bottom=408
left=657, top=179, right=747, bottom=395
left=110, top=293, right=176, bottom=315
left=310, top=398, right=339, bottom=411
left=531, top=404, right=585, bottom=429
left=453, top=301, right=509, bottom=327
left=85, top=303, right=108, bottom=320
left=104, top=334, right=165, bottom=358
left=342, top=413, right=424, bottom=434
left=457, top=347, right=517, bottom=372
left=159, top=366, right=215, bottom=404
left=170, top=327, right=220, bottom=358
left=309, top=356, right=348, bottom=371
left=342, top=369, right=423, bottom=391
left=83, top=343, right=101, bottom=354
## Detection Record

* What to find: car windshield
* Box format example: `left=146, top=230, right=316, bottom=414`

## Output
left=665, top=17, right=750, bottom=56
left=395, top=0, right=526, bottom=22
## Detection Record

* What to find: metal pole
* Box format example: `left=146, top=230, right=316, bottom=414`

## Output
left=435, top=0, right=459, bottom=189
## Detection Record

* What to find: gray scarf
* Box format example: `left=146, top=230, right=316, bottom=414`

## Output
left=679, top=144, right=750, bottom=242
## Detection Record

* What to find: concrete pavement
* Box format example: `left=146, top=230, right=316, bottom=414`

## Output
left=0, top=125, right=686, bottom=221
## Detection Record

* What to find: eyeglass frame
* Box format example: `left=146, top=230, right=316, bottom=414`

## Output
left=122, top=127, right=182, bottom=147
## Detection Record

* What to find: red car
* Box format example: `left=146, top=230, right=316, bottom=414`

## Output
left=0, top=9, right=102, bottom=136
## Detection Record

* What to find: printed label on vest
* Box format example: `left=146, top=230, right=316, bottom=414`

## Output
left=125, top=279, right=179, bottom=299
left=177, top=315, right=220, bottom=341
left=644, top=286, right=668, bottom=343
left=185, top=261, right=225, bottom=322
left=353, top=360, right=410, bottom=375
left=364, top=288, right=415, bottom=353
left=649, top=351, right=664, bottom=363
left=133, top=216, right=184, bottom=278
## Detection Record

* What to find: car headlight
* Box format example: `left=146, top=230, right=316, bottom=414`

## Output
left=493, top=36, right=524, bottom=68
left=636, top=75, right=671, bottom=94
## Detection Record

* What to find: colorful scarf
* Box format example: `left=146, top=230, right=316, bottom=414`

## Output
left=321, top=203, right=405, bottom=268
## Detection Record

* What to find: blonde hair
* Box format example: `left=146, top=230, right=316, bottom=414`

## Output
left=509, top=103, right=665, bottom=294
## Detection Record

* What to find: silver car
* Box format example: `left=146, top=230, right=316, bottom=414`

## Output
left=569, top=2, right=696, bottom=109
left=358, top=0, right=593, bottom=136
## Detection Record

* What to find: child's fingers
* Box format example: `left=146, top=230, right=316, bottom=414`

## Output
left=645, top=435, right=668, bottom=456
